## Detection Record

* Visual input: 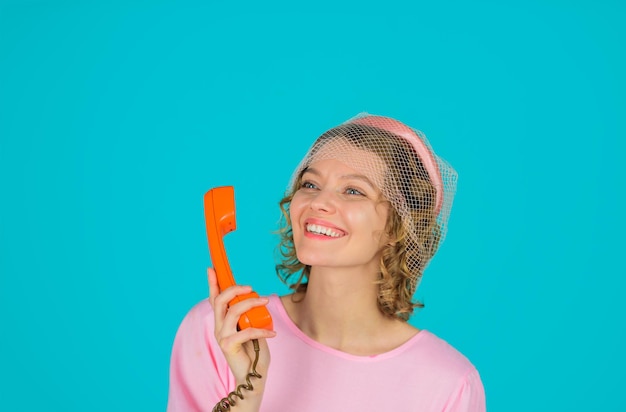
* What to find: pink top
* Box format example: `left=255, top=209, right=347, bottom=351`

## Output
left=168, top=295, right=486, bottom=411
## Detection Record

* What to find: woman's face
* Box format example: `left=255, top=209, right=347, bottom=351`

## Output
left=289, top=143, right=390, bottom=273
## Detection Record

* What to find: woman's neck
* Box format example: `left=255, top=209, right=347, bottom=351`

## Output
left=282, top=266, right=418, bottom=355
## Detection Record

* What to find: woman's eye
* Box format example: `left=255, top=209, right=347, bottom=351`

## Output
left=345, top=187, right=365, bottom=196
left=301, top=181, right=317, bottom=189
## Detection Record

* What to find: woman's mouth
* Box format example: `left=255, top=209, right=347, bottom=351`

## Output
left=305, top=223, right=345, bottom=238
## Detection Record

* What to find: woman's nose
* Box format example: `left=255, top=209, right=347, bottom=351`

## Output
left=309, top=189, right=336, bottom=213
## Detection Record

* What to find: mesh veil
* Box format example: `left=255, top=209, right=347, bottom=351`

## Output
left=287, top=113, right=458, bottom=294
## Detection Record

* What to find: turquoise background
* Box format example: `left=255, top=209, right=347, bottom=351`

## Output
left=1, top=0, right=624, bottom=410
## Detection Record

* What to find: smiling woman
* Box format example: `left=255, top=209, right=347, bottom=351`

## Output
left=167, top=113, right=485, bottom=412
left=290, top=157, right=391, bottom=273
left=277, top=115, right=456, bottom=320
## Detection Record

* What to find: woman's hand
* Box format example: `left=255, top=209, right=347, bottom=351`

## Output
left=208, top=268, right=276, bottom=394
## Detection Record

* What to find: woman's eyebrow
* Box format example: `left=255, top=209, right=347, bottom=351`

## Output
left=301, top=166, right=319, bottom=176
left=340, top=174, right=376, bottom=189
left=303, top=167, right=376, bottom=190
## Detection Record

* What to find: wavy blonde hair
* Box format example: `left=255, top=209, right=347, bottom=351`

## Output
left=275, top=123, right=441, bottom=321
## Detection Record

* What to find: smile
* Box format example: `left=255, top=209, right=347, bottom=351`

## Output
left=306, top=224, right=345, bottom=238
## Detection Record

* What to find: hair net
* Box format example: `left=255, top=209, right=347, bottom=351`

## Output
left=288, top=113, right=458, bottom=291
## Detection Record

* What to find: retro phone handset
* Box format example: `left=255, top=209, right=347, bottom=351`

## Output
left=204, top=186, right=273, bottom=412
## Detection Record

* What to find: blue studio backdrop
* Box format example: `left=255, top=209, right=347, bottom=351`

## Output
left=1, top=1, right=624, bottom=411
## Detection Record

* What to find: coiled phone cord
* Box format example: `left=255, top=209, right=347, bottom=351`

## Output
left=212, top=339, right=262, bottom=412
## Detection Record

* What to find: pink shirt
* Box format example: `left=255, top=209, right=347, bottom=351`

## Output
left=168, top=295, right=486, bottom=411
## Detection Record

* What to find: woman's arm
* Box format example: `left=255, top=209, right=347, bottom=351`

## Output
left=208, top=268, right=275, bottom=411
left=167, top=269, right=275, bottom=412
left=167, top=299, right=231, bottom=411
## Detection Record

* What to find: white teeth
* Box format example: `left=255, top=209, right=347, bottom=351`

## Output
left=306, top=224, right=342, bottom=238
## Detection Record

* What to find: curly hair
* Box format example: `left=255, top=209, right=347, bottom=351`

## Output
left=275, top=123, right=441, bottom=321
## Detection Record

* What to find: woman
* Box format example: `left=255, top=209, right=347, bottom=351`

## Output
left=168, top=114, right=486, bottom=411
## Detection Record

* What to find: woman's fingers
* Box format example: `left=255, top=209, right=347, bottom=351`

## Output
left=214, top=284, right=254, bottom=308
left=208, top=267, right=252, bottom=307
left=222, top=297, right=268, bottom=326
left=208, top=268, right=252, bottom=326
left=206, top=267, right=274, bottom=386
left=208, top=267, right=274, bottom=339
left=213, top=285, right=253, bottom=324
left=207, top=267, right=219, bottom=303
left=218, top=327, right=277, bottom=354
left=207, top=266, right=274, bottom=361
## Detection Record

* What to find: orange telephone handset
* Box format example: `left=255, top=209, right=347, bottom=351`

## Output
left=203, top=186, right=273, bottom=331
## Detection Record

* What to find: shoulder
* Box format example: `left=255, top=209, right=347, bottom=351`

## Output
left=408, top=330, right=479, bottom=382
left=180, top=298, right=214, bottom=323
left=168, top=300, right=233, bottom=411
left=417, top=331, right=475, bottom=366
left=406, top=331, right=486, bottom=410
left=175, top=298, right=214, bottom=331
left=170, top=298, right=216, bottom=355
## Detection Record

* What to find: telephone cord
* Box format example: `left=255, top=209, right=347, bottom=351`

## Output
left=212, top=339, right=262, bottom=412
